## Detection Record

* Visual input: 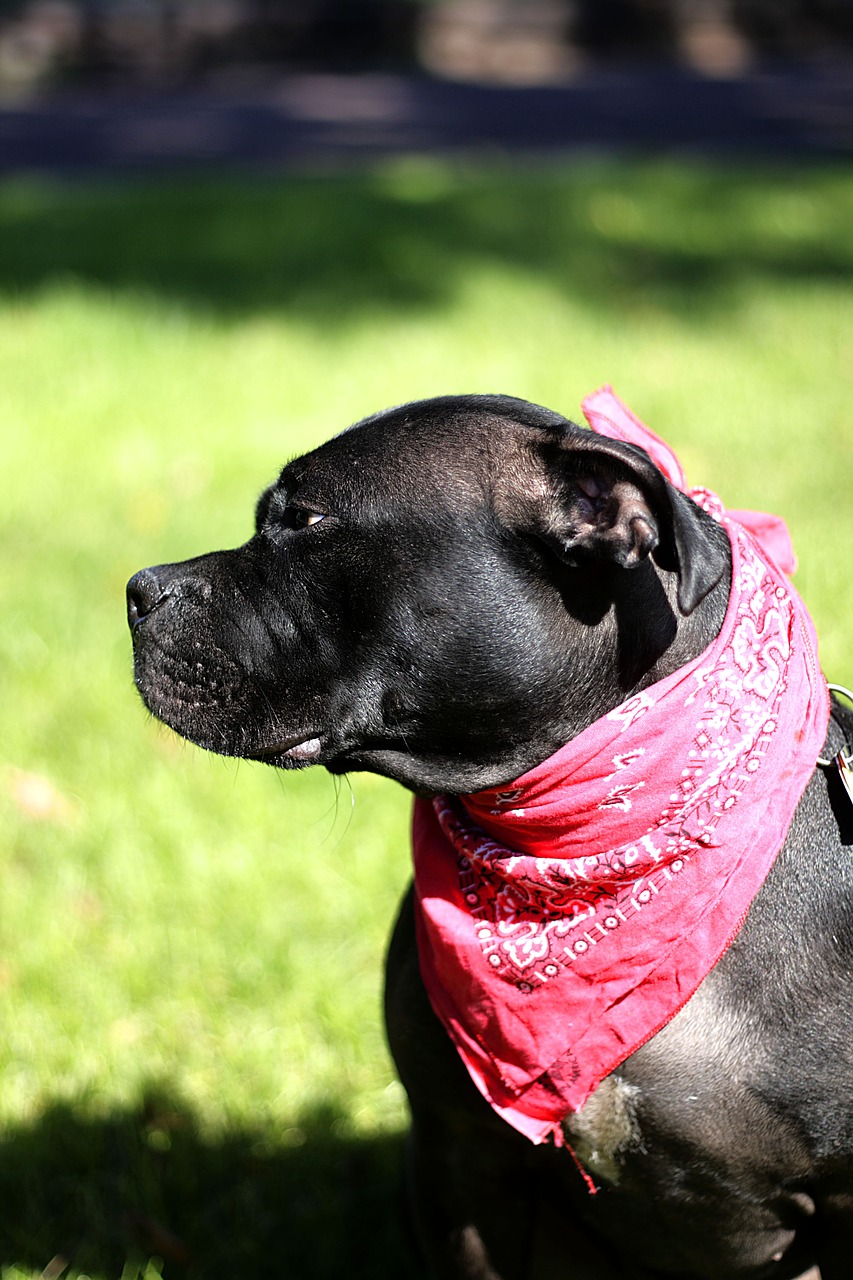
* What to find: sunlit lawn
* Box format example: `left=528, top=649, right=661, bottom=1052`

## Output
left=1, top=156, right=852, bottom=1279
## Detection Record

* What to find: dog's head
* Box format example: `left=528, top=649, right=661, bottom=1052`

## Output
left=127, top=395, right=730, bottom=793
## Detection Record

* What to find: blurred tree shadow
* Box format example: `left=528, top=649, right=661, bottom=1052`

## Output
left=0, top=161, right=850, bottom=324
left=0, top=1086, right=422, bottom=1279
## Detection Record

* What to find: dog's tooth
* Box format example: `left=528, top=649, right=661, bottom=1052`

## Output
left=284, top=737, right=322, bottom=762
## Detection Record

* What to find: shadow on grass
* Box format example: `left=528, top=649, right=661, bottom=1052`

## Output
left=0, top=1086, right=422, bottom=1280
left=0, top=160, right=850, bottom=323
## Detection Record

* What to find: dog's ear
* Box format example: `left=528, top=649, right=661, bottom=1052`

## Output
left=520, top=431, right=729, bottom=615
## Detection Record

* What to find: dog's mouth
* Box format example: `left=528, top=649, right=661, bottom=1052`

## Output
left=249, top=734, right=325, bottom=766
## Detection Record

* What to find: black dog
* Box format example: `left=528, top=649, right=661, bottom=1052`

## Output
left=128, top=395, right=853, bottom=1280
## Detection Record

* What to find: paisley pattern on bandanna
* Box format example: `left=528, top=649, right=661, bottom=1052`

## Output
left=412, top=388, right=829, bottom=1145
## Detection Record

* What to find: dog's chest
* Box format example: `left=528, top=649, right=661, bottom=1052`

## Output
left=562, top=1063, right=818, bottom=1278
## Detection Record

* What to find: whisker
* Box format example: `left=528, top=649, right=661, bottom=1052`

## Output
left=326, top=774, right=356, bottom=851
left=311, top=773, right=343, bottom=844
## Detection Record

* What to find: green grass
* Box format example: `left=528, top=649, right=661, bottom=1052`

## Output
left=1, top=156, right=852, bottom=1279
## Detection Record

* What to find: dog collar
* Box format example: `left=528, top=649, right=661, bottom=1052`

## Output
left=412, top=388, right=829, bottom=1145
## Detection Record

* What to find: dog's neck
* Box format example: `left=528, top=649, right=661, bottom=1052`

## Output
left=504, top=542, right=734, bottom=775
left=397, top=539, right=734, bottom=801
left=612, top=551, right=733, bottom=700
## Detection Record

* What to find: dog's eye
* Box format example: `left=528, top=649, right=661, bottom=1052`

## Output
left=283, top=506, right=326, bottom=530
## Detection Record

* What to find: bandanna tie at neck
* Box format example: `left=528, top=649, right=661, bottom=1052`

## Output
left=412, top=386, right=829, bottom=1145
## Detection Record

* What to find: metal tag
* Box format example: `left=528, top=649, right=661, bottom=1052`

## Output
left=835, top=749, right=853, bottom=812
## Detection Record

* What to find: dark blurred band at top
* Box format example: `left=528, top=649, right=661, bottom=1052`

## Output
left=0, top=0, right=852, bottom=99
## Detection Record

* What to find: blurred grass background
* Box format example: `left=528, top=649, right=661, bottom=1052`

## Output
left=1, top=156, right=852, bottom=1279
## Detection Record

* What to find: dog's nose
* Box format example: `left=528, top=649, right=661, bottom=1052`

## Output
left=126, top=568, right=169, bottom=629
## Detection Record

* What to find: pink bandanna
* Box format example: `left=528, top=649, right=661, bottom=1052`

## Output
left=412, top=387, right=829, bottom=1145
